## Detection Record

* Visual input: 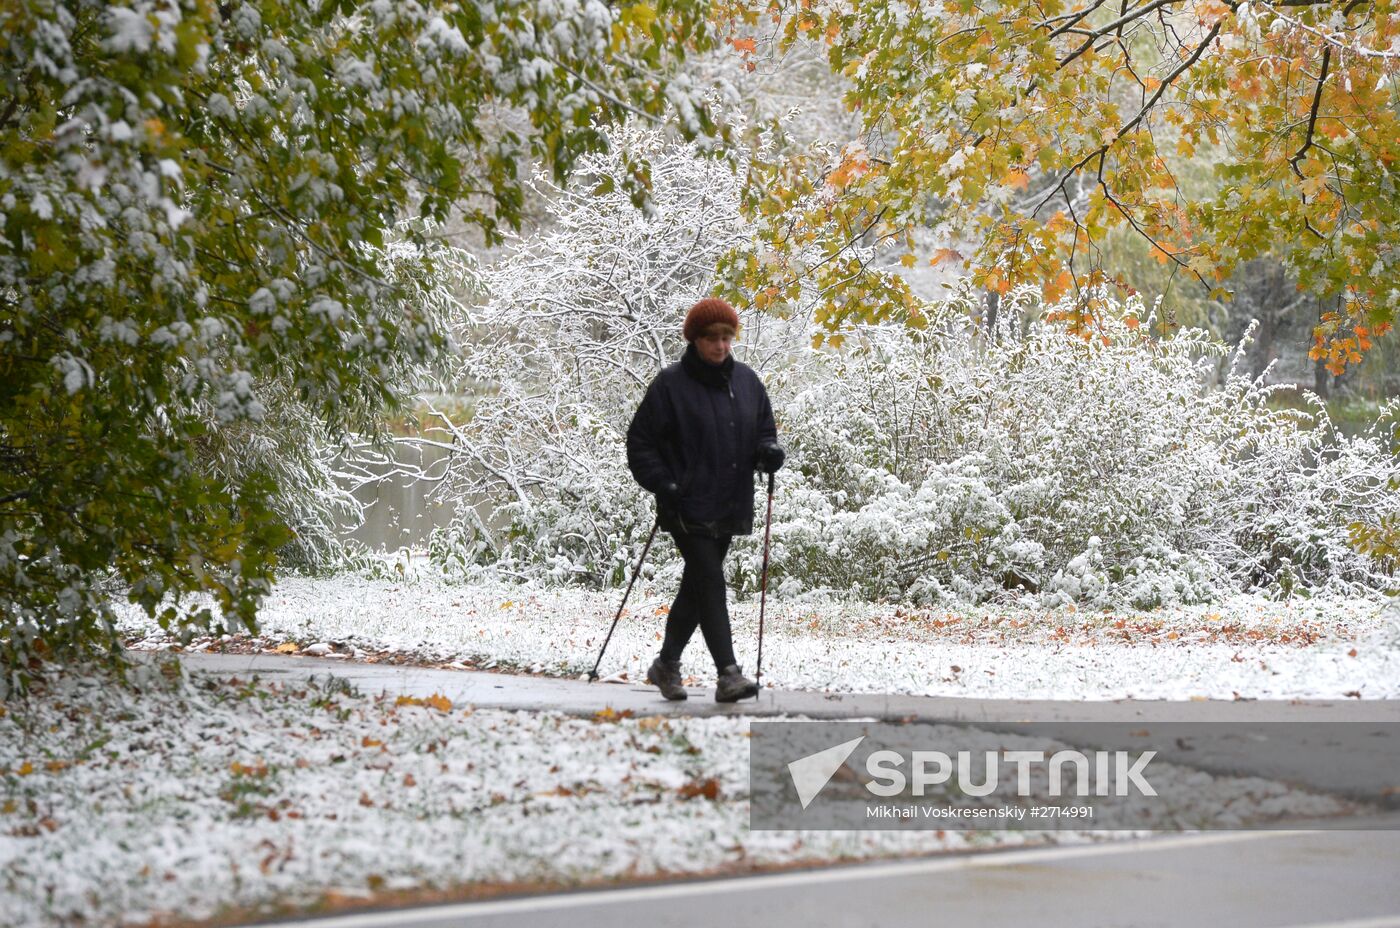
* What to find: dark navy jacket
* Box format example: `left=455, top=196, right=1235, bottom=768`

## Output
left=626, top=344, right=778, bottom=536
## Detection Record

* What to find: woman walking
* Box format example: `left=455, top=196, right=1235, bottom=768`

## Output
left=626, top=297, right=785, bottom=703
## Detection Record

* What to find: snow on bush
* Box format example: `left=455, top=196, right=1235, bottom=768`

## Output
left=415, top=121, right=1399, bottom=608
left=768, top=290, right=1399, bottom=606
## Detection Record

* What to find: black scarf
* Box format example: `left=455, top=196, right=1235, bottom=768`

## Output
left=680, top=342, right=734, bottom=389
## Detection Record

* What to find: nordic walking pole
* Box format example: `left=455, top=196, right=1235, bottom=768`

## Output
left=755, top=470, right=775, bottom=691
left=588, top=517, right=660, bottom=682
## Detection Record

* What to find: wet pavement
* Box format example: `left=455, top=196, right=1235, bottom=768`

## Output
left=244, top=825, right=1400, bottom=928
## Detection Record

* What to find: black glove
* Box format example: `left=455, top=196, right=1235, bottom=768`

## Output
left=756, top=443, right=785, bottom=474
left=657, top=481, right=682, bottom=510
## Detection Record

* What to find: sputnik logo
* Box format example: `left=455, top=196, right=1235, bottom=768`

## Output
left=787, top=735, right=866, bottom=809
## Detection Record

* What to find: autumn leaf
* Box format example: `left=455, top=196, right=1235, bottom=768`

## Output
left=594, top=706, right=635, bottom=722
left=274, top=642, right=299, bottom=654
left=1001, top=170, right=1030, bottom=190
left=678, top=777, right=721, bottom=800
left=394, top=693, right=453, bottom=712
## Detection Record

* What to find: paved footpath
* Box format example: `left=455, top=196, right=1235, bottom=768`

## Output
left=167, top=651, right=1400, bottom=805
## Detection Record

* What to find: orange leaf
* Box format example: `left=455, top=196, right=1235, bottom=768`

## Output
left=678, top=777, right=721, bottom=800
left=594, top=706, right=635, bottom=722
left=1002, top=170, right=1030, bottom=190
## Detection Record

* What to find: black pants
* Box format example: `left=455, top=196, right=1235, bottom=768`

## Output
left=659, top=531, right=736, bottom=671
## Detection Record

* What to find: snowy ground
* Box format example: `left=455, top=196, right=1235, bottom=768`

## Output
left=120, top=574, right=1400, bottom=700
left=0, top=659, right=1368, bottom=928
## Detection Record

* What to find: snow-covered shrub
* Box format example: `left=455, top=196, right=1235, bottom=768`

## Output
left=764, top=284, right=1400, bottom=606
left=418, top=119, right=1399, bottom=607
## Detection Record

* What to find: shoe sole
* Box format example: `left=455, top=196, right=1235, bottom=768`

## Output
left=647, top=670, right=688, bottom=701
left=715, top=684, right=759, bottom=703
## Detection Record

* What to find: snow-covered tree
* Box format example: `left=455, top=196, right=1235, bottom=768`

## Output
left=418, top=117, right=816, bottom=585
left=0, top=0, right=721, bottom=683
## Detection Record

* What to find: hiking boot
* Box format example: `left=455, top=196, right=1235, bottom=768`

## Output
left=647, top=657, right=687, bottom=701
left=715, top=663, right=759, bottom=703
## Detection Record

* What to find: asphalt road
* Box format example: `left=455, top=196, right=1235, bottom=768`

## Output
left=243, top=825, right=1400, bottom=928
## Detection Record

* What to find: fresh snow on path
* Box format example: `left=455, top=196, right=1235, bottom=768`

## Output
left=120, top=575, right=1400, bottom=701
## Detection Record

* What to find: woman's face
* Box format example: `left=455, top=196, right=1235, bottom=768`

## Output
left=695, top=325, right=735, bottom=365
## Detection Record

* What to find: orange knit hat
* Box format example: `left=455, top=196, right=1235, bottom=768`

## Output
left=682, top=297, right=741, bottom=342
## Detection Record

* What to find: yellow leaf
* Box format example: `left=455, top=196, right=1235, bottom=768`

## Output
left=274, top=642, right=299, bottom=654
left=17, top=761, right=33, bottom=776
left=424, top=693, right=453, bottom=713
left=361, top=736, right=383, bottom=748
left=900, top=253, right=917, bottom=268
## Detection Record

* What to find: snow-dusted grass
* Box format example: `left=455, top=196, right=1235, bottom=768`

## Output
left=118, top=574, right=1400, bottom=700
left=0, top=659, right=1364, bottom=928
left=0, top=663, right=1053, bottom=927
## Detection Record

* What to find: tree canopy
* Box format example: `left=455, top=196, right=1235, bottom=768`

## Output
left=728, top=0, right=1398, bottom=369
left=0, top=0, right=719, bottom=681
